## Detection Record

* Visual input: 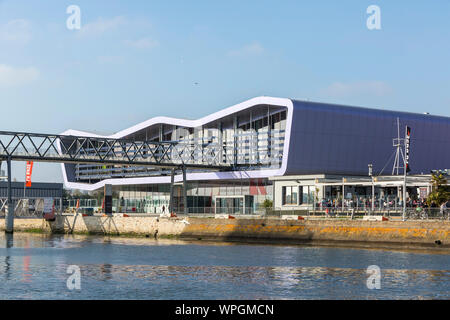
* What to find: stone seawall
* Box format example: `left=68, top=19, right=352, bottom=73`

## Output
left=0, top=216, right=185, bottom=237
left=181, top=218, right=450, bottom=247
left=0, top=216, right=449, bottom=247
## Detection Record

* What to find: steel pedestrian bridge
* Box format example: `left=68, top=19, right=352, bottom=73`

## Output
left=0, top=130, right=232, bottom=233
left=0, top=131, right=231, bottom=170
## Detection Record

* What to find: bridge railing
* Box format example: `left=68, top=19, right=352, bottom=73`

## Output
left=0, top=131, right=230, bottom=169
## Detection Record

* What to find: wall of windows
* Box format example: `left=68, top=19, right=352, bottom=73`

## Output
left=72, top=106, right=287, bottom=183
left=282, top=186, right=298, bottom=205
left=274, top=178, right=324, bottom=210
left=112, top=179, right=273, bottom=214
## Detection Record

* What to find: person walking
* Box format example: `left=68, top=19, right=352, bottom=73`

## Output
left=439, top=202, right=446, bottom=219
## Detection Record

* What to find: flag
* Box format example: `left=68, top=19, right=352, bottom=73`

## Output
left=25, top=161, right=33, bottom=187
left=405, top=126, right=411, bottom=173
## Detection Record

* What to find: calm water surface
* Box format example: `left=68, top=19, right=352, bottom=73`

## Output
left=0, top=233, right=448, bottom=300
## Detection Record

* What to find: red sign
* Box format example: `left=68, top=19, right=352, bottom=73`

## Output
left=25, top=161, right=33, bottom=187
left=258, top=178, right=267, bottom=196
left=250, top=179, right=267, bottom=195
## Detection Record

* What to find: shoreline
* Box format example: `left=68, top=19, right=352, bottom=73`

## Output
left=1, top=216, right=449, bottom=252
left=4, top=230, right=449, bottom=255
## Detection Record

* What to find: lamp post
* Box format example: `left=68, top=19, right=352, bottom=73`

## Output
left=368, top=164, right=374, bottom=215
left=342, top=178, right=345, bottom=214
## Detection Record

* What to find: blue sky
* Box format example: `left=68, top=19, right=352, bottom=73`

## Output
left=0, top=0, right=449, bottom=182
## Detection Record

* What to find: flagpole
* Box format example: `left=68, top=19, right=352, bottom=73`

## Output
left=23, top=162, right=27, bottom=198
left=402, top=126, right=411, bottom=221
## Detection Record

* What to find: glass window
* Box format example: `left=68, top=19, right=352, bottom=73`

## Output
left=300, top=186, right=315, bottom=204
left=302, top=186, right=308, bottom=204
left=282, top=186, right=298, bottom=205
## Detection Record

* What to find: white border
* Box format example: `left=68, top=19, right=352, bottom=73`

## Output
left=59, top=96, right=294, bottom=191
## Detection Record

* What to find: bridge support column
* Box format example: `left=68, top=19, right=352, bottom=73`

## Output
left=169, top=169, right=175, bottom=213
left=5, top=157, right=14, bottom=233
left=182, top=166, right=187, bottom=215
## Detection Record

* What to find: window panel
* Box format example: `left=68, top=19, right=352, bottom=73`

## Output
left=282, top=186, right=298, bottom=205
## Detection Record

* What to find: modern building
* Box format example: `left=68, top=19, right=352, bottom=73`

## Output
left=59, top=97, right=450, bottom=213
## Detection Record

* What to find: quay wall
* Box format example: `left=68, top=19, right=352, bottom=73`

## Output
left=181, top=218, right=450, bottom=247
left=0, top=216, right=449, bottom=247
left=0, top=216, right=184, bottom=236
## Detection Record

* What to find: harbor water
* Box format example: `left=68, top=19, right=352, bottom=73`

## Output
left=0, top=233, right=449, bottom=300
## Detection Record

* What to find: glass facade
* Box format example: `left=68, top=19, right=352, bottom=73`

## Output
left=112, top=180, right=272, bottom=214
left=62, top=103, right=287, bottom=214
left=72, top=106, right=287, bottom=183
left=281, top=185, right=316, bottom=207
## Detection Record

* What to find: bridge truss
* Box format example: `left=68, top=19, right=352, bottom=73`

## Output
left=0, top=130, right=232, bottom=232
left=0, top=131, right=231, bottom=170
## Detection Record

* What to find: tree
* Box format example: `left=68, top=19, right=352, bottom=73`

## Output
left=62, top=188, right=71, bottom=199
left=427, top=172, right=450, bottom=206
left=89, top=190, right=103, bottom=204
left=262, top=199, right=273, bottom=214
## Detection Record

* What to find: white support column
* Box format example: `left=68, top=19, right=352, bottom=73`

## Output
left=182, top=166, right=187, bottom=215
left=371, top=177, right=375, bottom=213
left=169, top=169, right=175, bottom=213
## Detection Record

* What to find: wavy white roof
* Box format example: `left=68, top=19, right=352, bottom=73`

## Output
left=60, top=96, right=294, bottom=191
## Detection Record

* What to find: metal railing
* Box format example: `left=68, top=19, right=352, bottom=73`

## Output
left=266, top=207, right=450, bottom=220
left=403, top=208, right=450, bottom=220
left=5, top=200, right=449, bottom=221
left=0, top=198, right=63, bottom=218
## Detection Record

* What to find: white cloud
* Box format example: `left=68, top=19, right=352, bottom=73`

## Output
left=0, top=64, right=39, bottom=87
left=228, top=42, right=264, bottom=57
left=77, top=16, right=126, bottom=37
left=0, top=19, right=31, bottom=45
left=124, top=37, right=159, bottom=49
left=323, top=81, right=393, bottom=97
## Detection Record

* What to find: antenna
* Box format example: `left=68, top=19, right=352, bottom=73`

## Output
left=392, top=118, right=406, bottom=175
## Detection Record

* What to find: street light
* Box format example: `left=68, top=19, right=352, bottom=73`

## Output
left=368, top=164, right=374, bottom=214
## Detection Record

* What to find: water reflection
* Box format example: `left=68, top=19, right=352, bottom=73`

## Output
left=100, top=264, right=113, bottom=281
left=4, top=233, right=13, bottom=281
left=62, top=264, right=449, bottom=300
left=3, top=255, right=11, bottom=281
left=5, top=232, right=13, bottom=248
left=0, top=232, right=448, bottom=300
left=22, top=237, right=32, bottom=283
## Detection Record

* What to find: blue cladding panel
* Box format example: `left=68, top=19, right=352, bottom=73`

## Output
left=285, top=100, right=450, bottom=176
